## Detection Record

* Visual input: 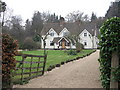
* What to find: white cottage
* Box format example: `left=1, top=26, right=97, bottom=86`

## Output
left=40, top=19, right=99, bottom=49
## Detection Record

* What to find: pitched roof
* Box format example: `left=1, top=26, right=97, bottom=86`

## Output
left=41, top=22, right=100, bottom=37
left=53, top=37, right=61, bottom=43
left=53, top=37, right=70, bottom=43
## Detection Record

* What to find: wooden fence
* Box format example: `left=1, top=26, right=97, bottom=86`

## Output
left=12, top=54, right=47, bottom=84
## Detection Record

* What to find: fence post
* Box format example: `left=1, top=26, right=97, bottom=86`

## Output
left=37, top=57, right=40, bottom=76
left=29, top=57, right=33, bottom=78
left=21, top=55, right=26, bottom=82
left=110, top=52, right=119, bottom=89
left=42, top=55, right=47, bottom=75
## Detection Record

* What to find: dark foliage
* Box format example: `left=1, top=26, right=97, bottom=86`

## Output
left=67, top=50, right=77, bottom=55
left=99, top=17, right=120, bottom=88
left=105, top=1, right=120, bottom=18
left=2, top=34, right=18, bottom=88
left=56, top=64, right=61, bottom=67
left=22, top=37, right=40, bottom=50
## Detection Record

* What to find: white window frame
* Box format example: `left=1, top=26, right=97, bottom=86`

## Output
left=84, top=33, right=87, bottom=37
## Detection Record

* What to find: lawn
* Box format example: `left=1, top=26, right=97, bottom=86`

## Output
left=20, top=49, right=95, bottom=70
left=13, top=49, right=95, bottom=84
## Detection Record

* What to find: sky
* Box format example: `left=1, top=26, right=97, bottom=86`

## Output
left=3, top=0, right=115, bottom=22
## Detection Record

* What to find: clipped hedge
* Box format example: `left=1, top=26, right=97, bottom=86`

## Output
left=2, top=34, right=18, bottom=88
left=98, top=17, right=120, bottom=88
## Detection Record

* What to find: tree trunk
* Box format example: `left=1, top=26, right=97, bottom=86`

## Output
left=110, top=52, right=119, bottom=89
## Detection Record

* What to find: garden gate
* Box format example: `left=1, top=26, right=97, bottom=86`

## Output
left=12, top=53, right=47, bottom=84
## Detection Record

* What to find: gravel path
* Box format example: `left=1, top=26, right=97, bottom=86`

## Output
left=14, top=50, right=102, bottom=88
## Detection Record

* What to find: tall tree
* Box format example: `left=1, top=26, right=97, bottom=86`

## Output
left=41, top=11, right=50, bottom=23
left=0, top=0, right=6, bottom=13
left=46, top=13, right=59, bottom=23
left=10, top=16, right=24, bottom=43
left=25, top=19, right=32, bottom=37
left=105, top=1, right=120, bottom=18
left=96, top=17, right=105, bottom=28
left=0, top=0, right=6, bottom=27
left=31, top=11, right=43, bottom=35
left=91, top=12, right=97, bottom=22
left=3, top=8, right=14, bottom=28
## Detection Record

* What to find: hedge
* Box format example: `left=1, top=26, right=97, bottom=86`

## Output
left=2, top=34, right=18, bottom=88
left=98, top=17, right=120, bottom=88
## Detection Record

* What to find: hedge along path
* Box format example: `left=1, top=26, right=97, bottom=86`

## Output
left=14, top=50, right=102, bottom=88
left=99, top=17, right=120, bottom=89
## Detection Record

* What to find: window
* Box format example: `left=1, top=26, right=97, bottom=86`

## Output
left=63, top=32, right=69, bottom=36
left=50, top=33, right=54, bottom=36
left=59, top=42, right=62, bottom=46
left=50, top=41, right=54, bottom=46
left=84, top=42, right=87, bottom=46
left=89, top=34, right=91, bottom=38
left=65, top=42, right=70, bottom=46
left=84, top=33, right=87, bottom=37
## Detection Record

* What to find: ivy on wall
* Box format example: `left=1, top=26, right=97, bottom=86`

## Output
left=98, top=17, right=120, bottom=88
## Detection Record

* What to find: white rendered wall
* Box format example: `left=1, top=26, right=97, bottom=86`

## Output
left=41, top=28, right=99, bottom=49
left=79, top=29, right=93, bottom=49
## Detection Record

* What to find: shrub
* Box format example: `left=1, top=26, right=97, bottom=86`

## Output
left=22, top=37, right=40, bottom=50
left=66, top=60, right=70, bottom=63
left=76, top=42, right=84, bottom=52
left=56, top=64, right=61, bottom=67
left=2, top=34, right=18, bottom=88
left=67, top=50, right=77, bottom=55
left=49, top=65, right=55, bottom=69
left=47, top=67, right=52, bottom=71
left=61, top=62, right=65, bottom=65
left=99, top=17, right=120, bottom=88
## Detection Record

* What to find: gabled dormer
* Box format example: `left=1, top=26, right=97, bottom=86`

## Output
left=79, top=29, right=92, bottom=38
left=59, top=28, right=70, bottom=37
left=47, top=28, right=58, bottom=37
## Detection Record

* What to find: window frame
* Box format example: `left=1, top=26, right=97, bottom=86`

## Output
left=84, top=33, right=87, bottom=37
left=50, top=32, right=54, bottom=36
left=50, top=41, right=54, bottom=46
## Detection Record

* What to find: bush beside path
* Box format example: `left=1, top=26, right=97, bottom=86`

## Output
left=14, top=50, right=102, bottom=88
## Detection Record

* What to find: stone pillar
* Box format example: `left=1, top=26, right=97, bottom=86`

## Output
left=110, top=52, right=119, bottom=89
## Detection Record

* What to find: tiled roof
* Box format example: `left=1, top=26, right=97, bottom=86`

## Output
left=41, top=22, right=100, bottom=37
left=53, top=37, right=61, bottom=43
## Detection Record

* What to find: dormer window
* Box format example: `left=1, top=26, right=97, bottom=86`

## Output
left=84, top=33, right=87, bottom=37
left=63, top=32, right=69, bottom=36
left=50, top=32, right=54, bottom=36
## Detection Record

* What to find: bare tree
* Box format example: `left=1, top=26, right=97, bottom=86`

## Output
left=3, top=8, right=14, bottom=28
left=41, top=11, right=51, bottom=23
left=65, top=34, right=83, bottom=52
left=65, top=10, right=89, bottom=22
left=10, top=15, right=25, bottom=43
left=41, top=11, right=59, bottom=23
left=0, top=0, right=6, bottom=27
left=37, top=32, right=49, bottom=55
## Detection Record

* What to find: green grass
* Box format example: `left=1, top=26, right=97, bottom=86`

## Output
left=19, top=49, right=95, bottom=69
left=13, top=49, right=95, bottom=84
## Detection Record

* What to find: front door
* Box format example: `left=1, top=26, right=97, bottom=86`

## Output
left=62, top=41, right=66, bottom=49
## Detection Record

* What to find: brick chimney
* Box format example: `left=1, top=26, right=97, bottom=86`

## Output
left=60, top=17, right=65, bottom=27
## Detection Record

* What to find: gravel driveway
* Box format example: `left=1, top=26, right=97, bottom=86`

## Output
left=14, top=50, right=102, bottom=88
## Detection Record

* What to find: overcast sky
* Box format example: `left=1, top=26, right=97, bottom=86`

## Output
left=3, top=0, right=115, bottom=22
